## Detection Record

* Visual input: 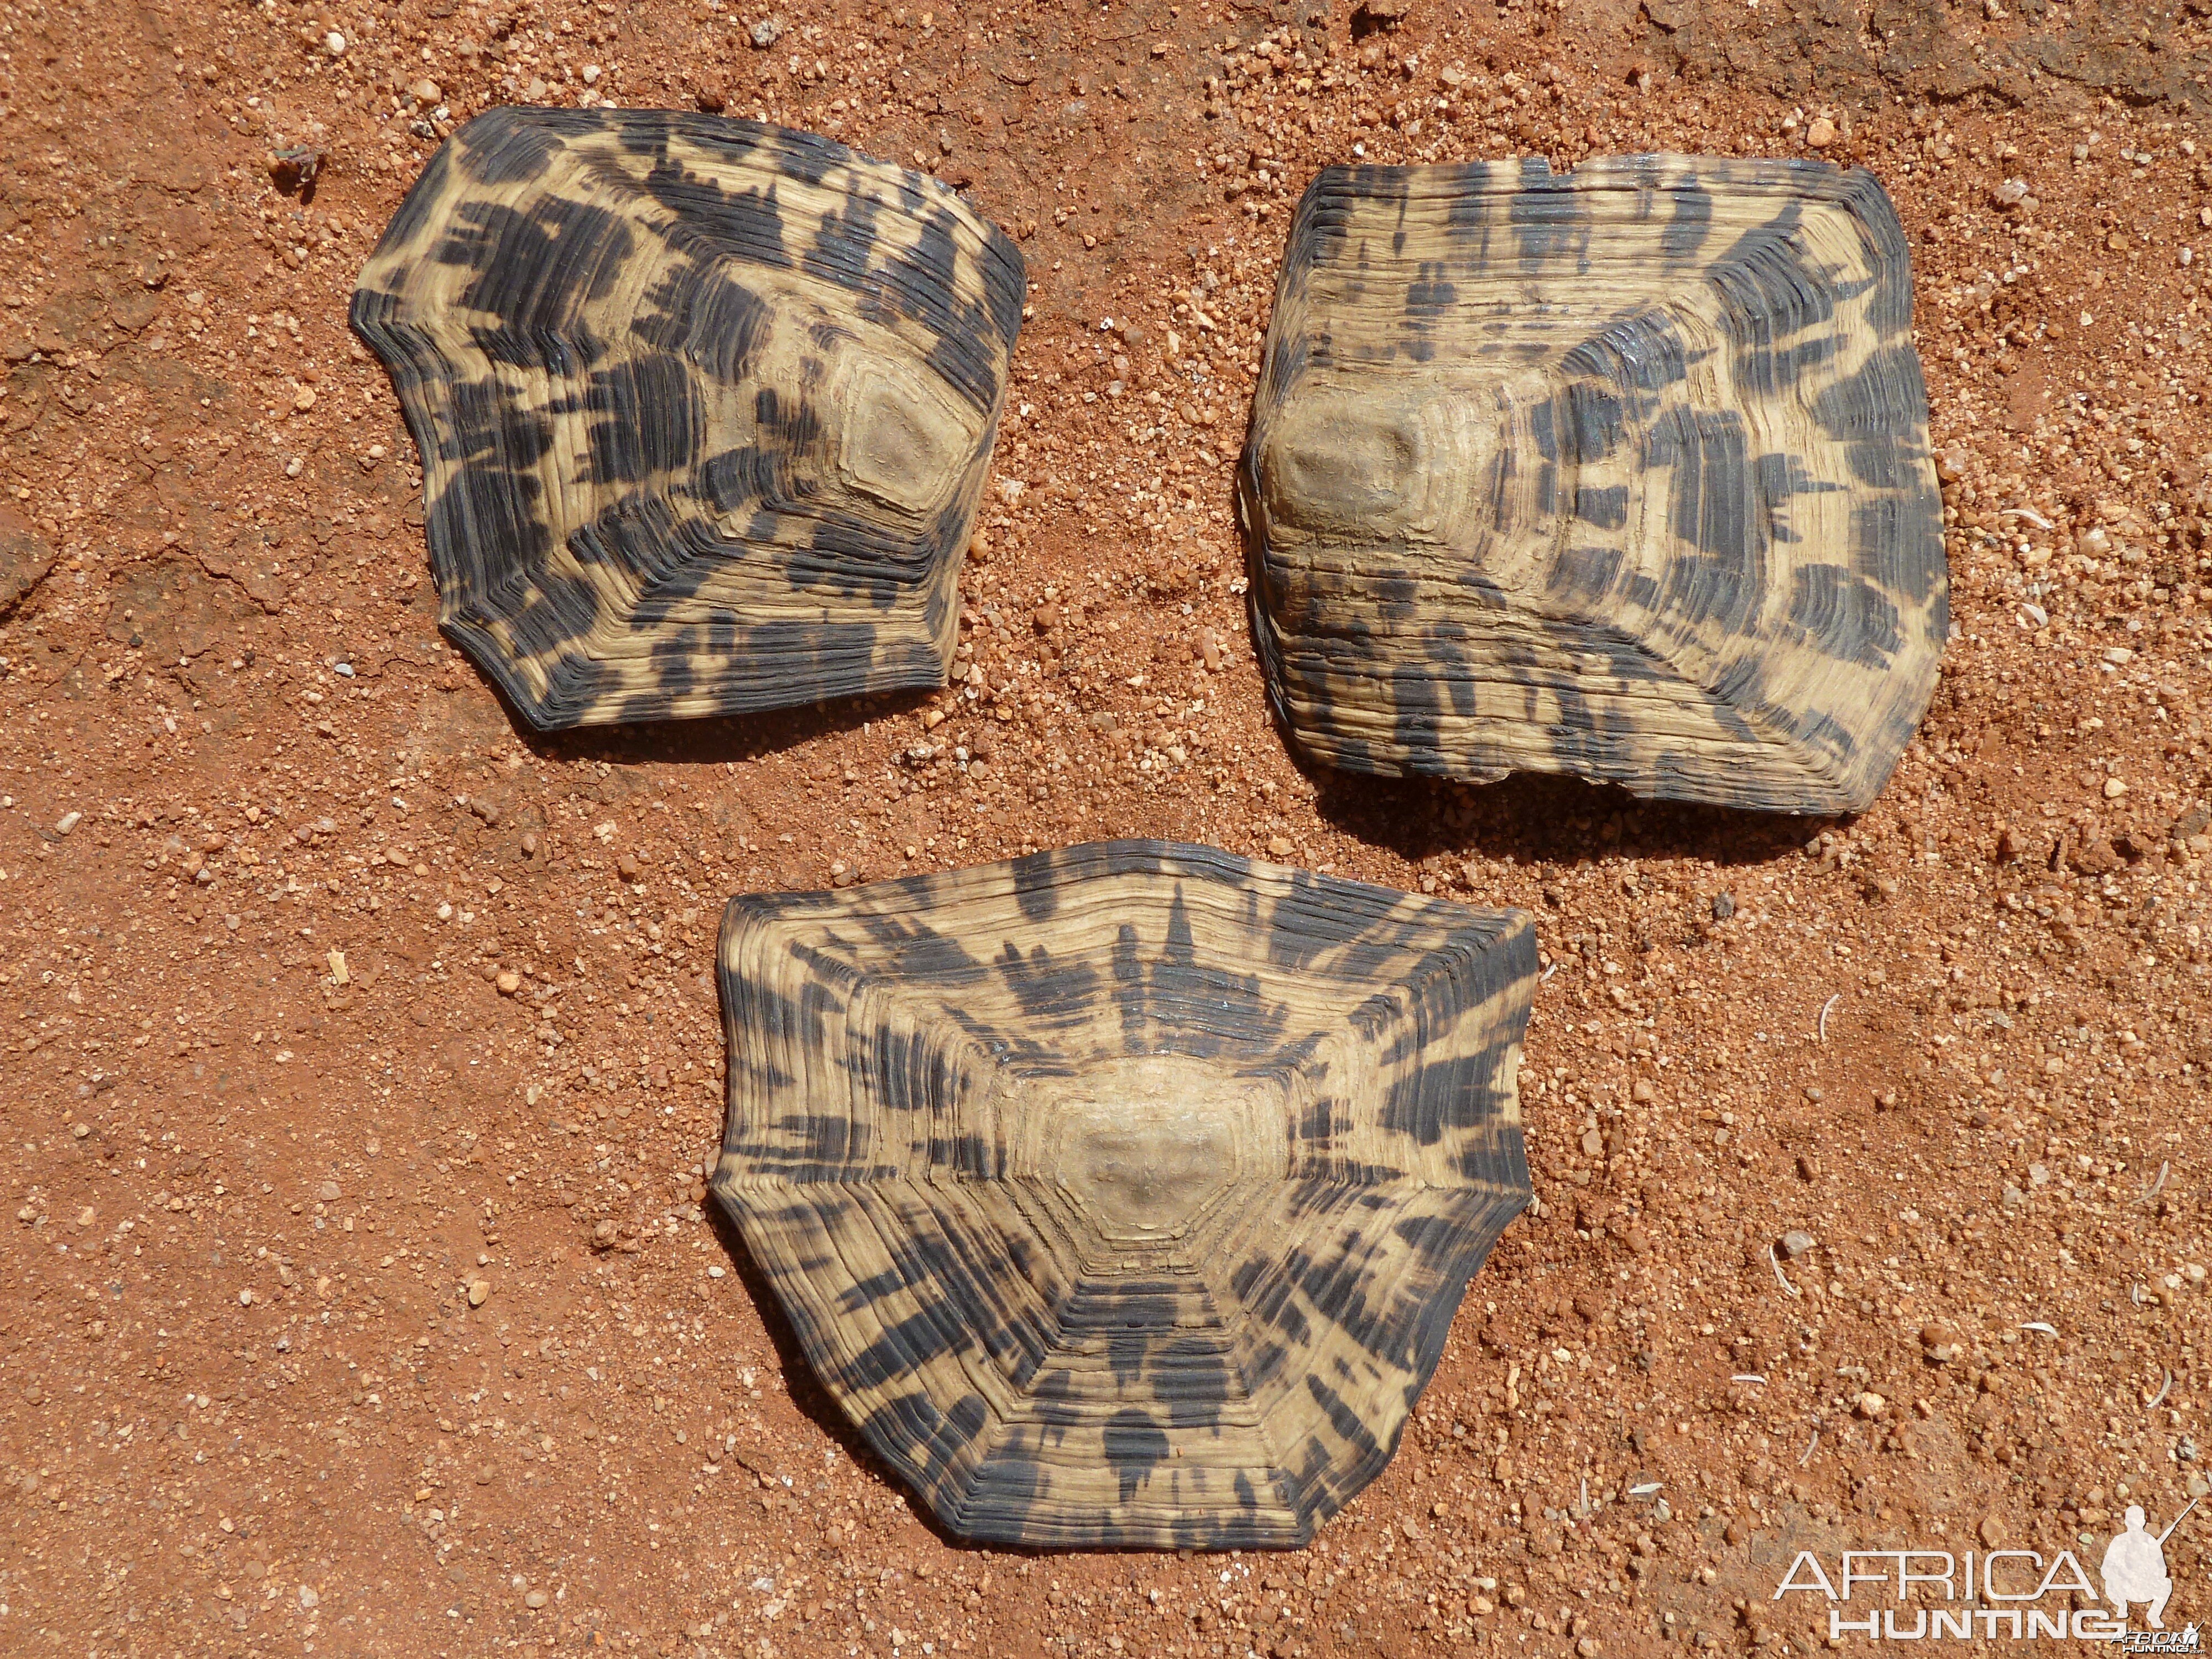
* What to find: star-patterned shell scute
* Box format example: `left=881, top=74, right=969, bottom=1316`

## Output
left=1241, top=154, right=1945, bottom=815
left=352, top=106, right=1024, bottom=731
left=711, top=839, right=1534, bottom=1549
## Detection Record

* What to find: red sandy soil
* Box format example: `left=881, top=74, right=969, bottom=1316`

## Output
left=1, top=0, right=2208, bottom=1655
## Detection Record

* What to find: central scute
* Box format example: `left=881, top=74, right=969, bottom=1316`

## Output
left=1032, top=1057, right=1289, bottom=1241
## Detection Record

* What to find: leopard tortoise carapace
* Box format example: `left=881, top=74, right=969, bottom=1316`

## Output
left=709, top=840, right=1533, bottom=1549
left=1240, top=155, right=1946, bottom=815
left=351, top=107, right=1024, bottom=731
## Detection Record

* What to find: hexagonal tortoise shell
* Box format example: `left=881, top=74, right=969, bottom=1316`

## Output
left=352, top=106, right=1023, bottom=731
left=711, top=839, right=1533, bottom=1549
left=1241, top=155, right=1945, bottom=815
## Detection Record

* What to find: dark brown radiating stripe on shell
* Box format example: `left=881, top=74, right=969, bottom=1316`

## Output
left=1240, top=154, right=1945, bottom=815
left=352, top=106, right=1024, bottom=731
left=711, top=841, right=1534, bottom=1550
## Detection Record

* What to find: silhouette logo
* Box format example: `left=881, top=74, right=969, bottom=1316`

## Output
left=2104, top=1499, right=2197, bottom=1632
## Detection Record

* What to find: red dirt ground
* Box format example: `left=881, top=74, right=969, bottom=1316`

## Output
left=2, top=0, right=2209, bottom=1655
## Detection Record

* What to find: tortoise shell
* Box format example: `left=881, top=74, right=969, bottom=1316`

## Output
left=352, top=107, right=1024, bottom=731
left=711, top=840, right=1533, bottom=1549
left=1240, top=155, right=1946, bottom=815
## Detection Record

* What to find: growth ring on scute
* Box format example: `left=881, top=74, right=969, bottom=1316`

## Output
left=1241, top=154, right=1946, bottom=815
left=711, top=840, right=1534, bottom=1549
left=352, top=106, right=1024, bottom=731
